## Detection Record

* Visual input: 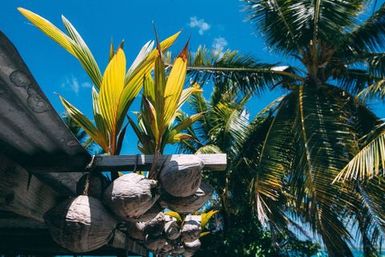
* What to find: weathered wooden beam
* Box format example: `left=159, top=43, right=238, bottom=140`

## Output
left=90, top=154, right=227, bottom=172
left=0, top=155, right=62, bottom=223
left=31, top=154, right=227, bottom=173
left=32, top=154, right=229, bottom=173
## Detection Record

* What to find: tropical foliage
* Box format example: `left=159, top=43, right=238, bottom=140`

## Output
left=178, top=80, right=319, bottom=256
left=19, top=7, right=179, bottom=154
left=128, top=43, right=203, bottom=156
left=18, top=8, right=180, bottom=178
left=19, top=1, right=385, bottom=256
left=174, top=1, right=385, bottom=255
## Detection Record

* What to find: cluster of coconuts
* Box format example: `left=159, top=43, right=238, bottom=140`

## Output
left=127, top=213, right=202, bottom=256
left=43, top=155, right=213, bottom=256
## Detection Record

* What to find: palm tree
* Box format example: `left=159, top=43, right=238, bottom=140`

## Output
left=177, top=1, right=385, bottom=255
left=178, top=79, right=319, bottom=256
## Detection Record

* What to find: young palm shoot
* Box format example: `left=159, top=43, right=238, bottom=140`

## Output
left=129, top=43, right=203, bottom=178
left=18, top=8, right=180, bottom=179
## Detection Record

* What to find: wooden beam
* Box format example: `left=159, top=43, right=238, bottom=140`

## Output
left=31, top=154, right=227, bottom=173
left=0, top=155, right=61, bottom=223
left=91, top=154, right=227, bottom=171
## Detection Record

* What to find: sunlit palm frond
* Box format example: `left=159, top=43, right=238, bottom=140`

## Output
left=335, top=125, right=385, bottom=181
left=187, top=46, right=298, bottom=95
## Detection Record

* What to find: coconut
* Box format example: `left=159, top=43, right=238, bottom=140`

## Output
left=184, top=239, right=201, bottom=252
left=103, top=173, right=159, bottom=220
left=143, top=212, right=166, bottom=237
left=171, top=242, right=185, bottom=255
left=44, top=195, right=116, bottom=253
left=76, top=173, right=109, bottom=199
left=126, top=221, right=145, bottom=241
left=160, top=155, right=204, bottom=197
left=144, top=234, right=167, bottom=252
left=134, top=202, right=163, bottom=222
left=164, top=215, right=181, bottom=240
left=161, top=182, right=213, bottom=213
left=181, top=215, right=201, bottom=243
left=127, top=212, right=166, bottom=241
left=160, top=241, right=174, bottom=254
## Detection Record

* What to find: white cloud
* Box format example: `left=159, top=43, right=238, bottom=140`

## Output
left=61, top=76, right=92, bottom=95
left=189, top=16, right=210, bottom=35
left=212, top=37, right=228, bottom=57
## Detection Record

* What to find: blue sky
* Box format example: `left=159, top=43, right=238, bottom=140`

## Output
left=1, top=0, right=385, bottom=154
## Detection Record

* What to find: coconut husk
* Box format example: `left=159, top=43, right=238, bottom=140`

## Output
left=127, top=212, right=166, bottom=241
left=164, top=216, right=181, bottom=240
left=76, top=173, right=109, bottom=199
left=184, top=239, right=201, bottom=252
left=134, top=202, right=163, bottom=222
left=181, top=215, right=201, bottom=243
left=160, top=241, right=173, bottom=253
left=184, top=250, right=195, bottom=257
left=160, top=155, right=203, bottom=197
left=144, top=234, right=167, bottom=252
left=171, top=242, right=185, bottom=255
left=126, top=221, right=145, bottom=241
left=103, top=173, right=159, bottom=220
left=44, top=195, right=116, bottom=253
left=161, top=182, right=213, bottom=213
left=143, top=212, right=166, bottom=237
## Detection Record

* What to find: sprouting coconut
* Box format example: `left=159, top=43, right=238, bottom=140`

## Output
left=159, top=155, right=204, bottom=197
left=164, top=215, right=181, bottom=240
left=44, top=195, right=116, bottom=253
left=184, top=239, right=202, bottom=256
left=103, top=173, right=159, bottom=220
left=161, top=182, right=213, bottom=213
left=181, top=215, right=201, bottom=243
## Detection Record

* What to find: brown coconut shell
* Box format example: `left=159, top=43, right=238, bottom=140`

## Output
left=134, top=202, right=163, bottom=222
left=181, top=215, right=201, bottom=243
left=127, top=212, right=166, bottom=241
left=143, top=212, right=166, bottom=237
left=126, top=221, right=145, bottom=241
left=144, top=234, right=167, bottom=252
left=171, top=243, right=185, bottom=255
left=44, top=195, right=116, bottom=253
left=76, top=173, right=109, bottom=199
left=160, top=241, right=174, bottom=253
left=103, top=173, right=159, bottom=220
left=184, top=239, right=201, bottom=252
left=160, top=155, right=204, bottom=197
left=161, top=182, right=213, bottom=213
left=164, top=216, right=181, bottom=240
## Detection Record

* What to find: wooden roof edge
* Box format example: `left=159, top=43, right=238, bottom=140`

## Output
left=30, top=153, right=228, bottom=173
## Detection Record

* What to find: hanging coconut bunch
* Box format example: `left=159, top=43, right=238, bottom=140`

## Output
left=44, top=195, right=117, bottom=253
left=18, top=8, right=222, bottom=256
left=103, top=173, right=159, bottom=220
left=160, top=155, right=204, bottom=197
left=161, top=181, right=214, bottom=213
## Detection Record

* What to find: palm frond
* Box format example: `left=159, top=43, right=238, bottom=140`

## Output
left=343, top=2, right=385, bottom=53
left=244, top=0, right=364, bottom=54
left=335, top=124, right=385, bottom=181
left=249, top=93, right=296, bottom=224
left=187, top=46, right=299, bottom=95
